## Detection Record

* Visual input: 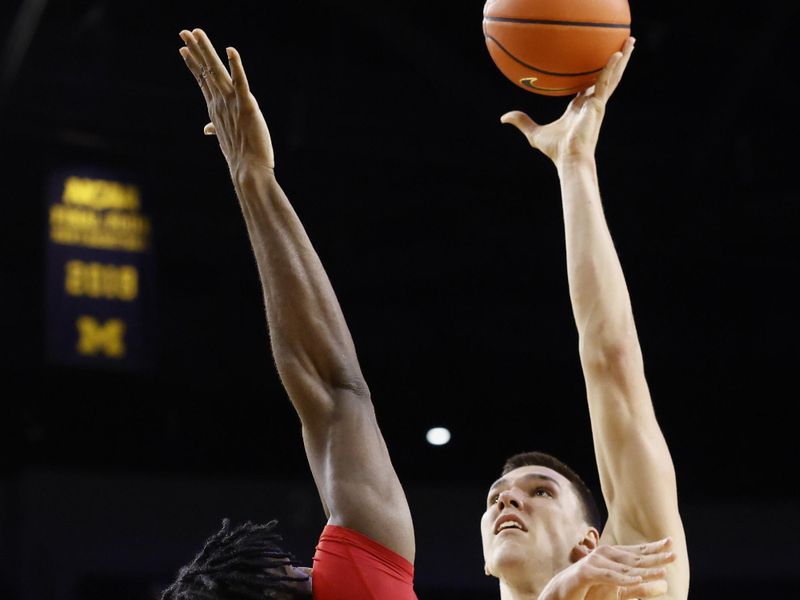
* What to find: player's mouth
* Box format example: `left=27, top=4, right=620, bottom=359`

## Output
left=494, top=514, right=527, bottom=535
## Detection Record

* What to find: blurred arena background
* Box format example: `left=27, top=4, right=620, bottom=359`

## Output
left=0, top=1, right=797, bottom=598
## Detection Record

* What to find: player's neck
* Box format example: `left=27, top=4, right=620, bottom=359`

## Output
left=498, top=575, right=547, bottom=600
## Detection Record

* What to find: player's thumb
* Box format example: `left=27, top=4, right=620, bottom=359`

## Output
left=203, top=122, right=217, bottom=136
left=500, top=110, right=538, bottom=139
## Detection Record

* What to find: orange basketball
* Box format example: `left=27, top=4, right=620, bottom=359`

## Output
left=483, top=0, right=631, bottom=96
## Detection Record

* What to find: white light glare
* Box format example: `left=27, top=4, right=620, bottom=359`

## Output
left=426, top=427, right=451, bottom=446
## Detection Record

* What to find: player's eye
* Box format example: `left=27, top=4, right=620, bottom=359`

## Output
left=533, top=487, right=552, bottom=498
left=488, top=494, right=499, bottom=505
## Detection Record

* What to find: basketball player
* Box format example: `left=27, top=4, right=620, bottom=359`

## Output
left=480, top=37, right=690, bottom=600
left=163, top=29, right=417, bottom=600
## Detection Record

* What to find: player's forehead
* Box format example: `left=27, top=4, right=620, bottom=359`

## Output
left=488, top=465, right=570, bottom=492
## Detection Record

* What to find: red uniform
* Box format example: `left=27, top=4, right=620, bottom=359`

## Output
left=311, top=525, right=418, bottom=600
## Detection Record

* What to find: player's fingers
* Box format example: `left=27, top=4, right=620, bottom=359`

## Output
left=618, top=550, right=675, bottom=569
left=585, top=565, right=643, bottom=587
left=226, top=47, right=250, bottom=96
left=634, top=550, right=675, bottom=568
left=192, top=28, right=233, bottom=93
left=617, top=537, right=673, bottom=556
left=605, top=36, right=635, bottom=96
left=179, top=44, right=213, bottom=105
left=590, top=553, right=668, bottom=580
left=500, top=110, right=540, bottom=145
left=617, top=579, right=668, bottom=599
left=203, top=123, right=216, bottom=136
left=569, top=87, right=596, bottom=112
left=593, top=51, right=623, bottom=100
left=599, top=546, right=675, bottom=568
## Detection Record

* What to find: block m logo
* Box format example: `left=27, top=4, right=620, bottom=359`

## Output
left=76, top=316, right=126, bottom=358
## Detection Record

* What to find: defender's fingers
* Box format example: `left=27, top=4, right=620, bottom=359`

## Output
left=226, top=47, right=250, bottom=96
left=203, top=123, right=216, bottom=136
left=192, top=28, right=233, bottom=92
left=179, top=45, right=212, bottom=105
left=179, top=30, right=219, bottom=94
left=180, top=30, right=206, bottom=69
left=180, top=30, right=221, bottom=94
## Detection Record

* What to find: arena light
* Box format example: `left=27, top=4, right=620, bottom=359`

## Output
left=426, top=427, right=451, bottom=446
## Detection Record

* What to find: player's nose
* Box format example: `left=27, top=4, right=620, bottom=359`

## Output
left=497, top=488, right=523, bottom=510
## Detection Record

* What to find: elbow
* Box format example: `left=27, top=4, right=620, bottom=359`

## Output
left=328, top=366, right=371, bottom=399
left=305, top=350, right=370, bottom=398
left=578, top=332, right=643, bottom=376
left=276, top=347, right=371, bottom=401
left=577, top=309, right=641, bottom=368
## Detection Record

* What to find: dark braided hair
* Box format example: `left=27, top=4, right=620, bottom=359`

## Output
left=160, top=519, right=311, bottom=600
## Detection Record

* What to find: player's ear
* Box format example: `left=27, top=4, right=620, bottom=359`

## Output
left=570, top=527, right=600, bottom=562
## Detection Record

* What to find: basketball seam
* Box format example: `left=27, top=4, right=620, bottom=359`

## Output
left=484, top=16, right=630, bottom=29
left=484, top=35, right=605, bottom=77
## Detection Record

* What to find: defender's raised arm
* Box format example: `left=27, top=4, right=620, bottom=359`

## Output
left=178, top=29, right=413, bottom=564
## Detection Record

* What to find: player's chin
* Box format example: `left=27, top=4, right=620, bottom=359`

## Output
left=488, top=536, right=531, bottom=571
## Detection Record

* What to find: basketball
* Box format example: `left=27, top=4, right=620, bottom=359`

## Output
left=483, top=0, right=631, bottom=96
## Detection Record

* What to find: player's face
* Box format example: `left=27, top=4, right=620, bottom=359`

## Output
left=480, top=466, right=589, bottom=581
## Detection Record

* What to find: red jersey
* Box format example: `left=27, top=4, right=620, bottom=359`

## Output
left=311, top=525, right=418, bottom=600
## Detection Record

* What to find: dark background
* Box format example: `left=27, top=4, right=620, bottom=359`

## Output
left=1, top=1, right=797, bottom=598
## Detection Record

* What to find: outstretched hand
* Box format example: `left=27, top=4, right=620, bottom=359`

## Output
left=179, top=28, right=275, bottom=177
left=539, top=537, right=676, bottom=600
left=501, top=37, right=635, bottom=168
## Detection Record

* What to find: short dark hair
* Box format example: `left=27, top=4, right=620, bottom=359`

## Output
left=502, top=451, right=603, bottom=531
left=160, top=519, right=311, bottom=600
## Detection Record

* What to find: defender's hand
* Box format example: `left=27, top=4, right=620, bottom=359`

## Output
left=539, top=537, right=676, bottom=600
left=501, top=37, right=635, bottom=168
left=179, top=28, right=275, bottom=177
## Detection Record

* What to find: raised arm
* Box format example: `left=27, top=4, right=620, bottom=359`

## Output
left=502, top=38, right=688, bottom=598
left=178, top=29, right=413, bottom=562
